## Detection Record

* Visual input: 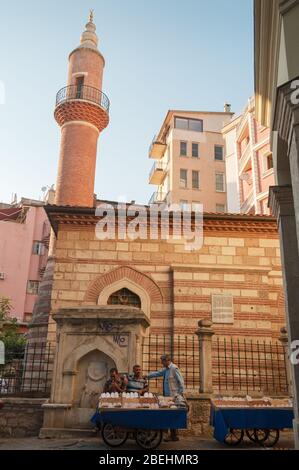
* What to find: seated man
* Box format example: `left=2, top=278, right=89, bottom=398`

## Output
left=126, top=364, right=149, bottom=395
left=103, top=367, right=127, bottom=394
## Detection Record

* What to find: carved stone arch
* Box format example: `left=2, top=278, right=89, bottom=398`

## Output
left=99, top=278, right=150, bottom=318
left=84, top=266, right=163, bottom=310
left=63, top=338, right=127, bottom=374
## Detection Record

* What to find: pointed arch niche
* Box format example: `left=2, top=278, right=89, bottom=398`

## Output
left=99, top=278, right=150, bottom=319
left=84, top=266, right=163, bottom=320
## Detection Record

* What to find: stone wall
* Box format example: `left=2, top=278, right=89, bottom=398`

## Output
left=0, top=398, right=46, bottom=437
left=47, top=214, right=285, bottom=344
left=185, top=395, right=212, bottom=436
left=0, top=395, right=211, bottom=438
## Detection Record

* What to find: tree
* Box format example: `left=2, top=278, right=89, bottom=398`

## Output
left=0, top=297, right=11, bottom=323
left=0, top=297, right=26, bottom=356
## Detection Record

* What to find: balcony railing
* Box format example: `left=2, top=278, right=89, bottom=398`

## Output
left=55, top=85, right=110, bottom=113
left=148, top=191, right=167, bottom=205
left=149, top=161, right=167, bottom=184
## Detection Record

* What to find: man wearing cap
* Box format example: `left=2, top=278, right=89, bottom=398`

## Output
left=147, top=354, right=185, bottom=441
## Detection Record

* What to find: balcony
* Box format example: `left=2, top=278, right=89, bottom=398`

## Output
left=238, top=142, right=252, bottom=174
left=148, top=135, right=167, bottom=159
left=148, top=191, right=167, bottom=205
left=54, top=85, right=110, bottom=132
left=55, top=85, right=110, bottom=113
left=149, top=161, right=167, bottom=185
left=241, top=190, right=255, bottom=214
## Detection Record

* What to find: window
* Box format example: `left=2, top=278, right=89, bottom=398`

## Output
left=27, top=280, right=39, bottom=295
left=180, top=169, right=188, bottom=188
left=214, top=145, right=224, bottom=161
left=192, top=143, right=199, bottom=158
left=266, top=153, right=273, bottom=171
left=76, top=76, right=84, bottom=98
left=180, top=200, right=189, bottom=211
left=32, top=241, right=44, bottom=255
left=108, top=288, right=141, bottom=308
left=216, top=204, right=226, bottom=213
left=189, top=119, right=203, bottom=132
left=24, top=313, right=32, bottom=323
left=175, top=117, right=188, bottom=130
left=215, top=172, right=225, bottom=192
left=180, top=141, right=187, bottom=156
left=192, top=170, right=200, bottom=189
left=192, top=201, right=201, bottom=211
left=174, top=117, right=203, bottom=132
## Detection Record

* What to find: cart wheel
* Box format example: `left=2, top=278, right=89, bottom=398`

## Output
left=245, top=429, right=257, bottom=442
left=224, top=428, right=244, bottom=446
left=253, top=428, right=269, bottom=444
left=101, top=423, right=128, bottom=447
left=260, top=429, right=280, bottom=447
left=135, top=429, right=163, bottom=450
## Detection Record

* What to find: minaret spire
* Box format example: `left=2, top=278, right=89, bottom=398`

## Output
left=79, top=10, right=98, bottom=50
left=89, top=9, right=94, bottom=23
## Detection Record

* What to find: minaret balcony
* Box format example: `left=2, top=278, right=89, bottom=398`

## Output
left=54, top=85, right=110, bottom=132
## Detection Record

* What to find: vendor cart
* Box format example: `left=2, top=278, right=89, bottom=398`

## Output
left=210, top=400, right=293, bottom=447
left=91, top=407, right=188, bottom=449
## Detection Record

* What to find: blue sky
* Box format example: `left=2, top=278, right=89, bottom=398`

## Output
left=0, top=0, right=253, bottom=205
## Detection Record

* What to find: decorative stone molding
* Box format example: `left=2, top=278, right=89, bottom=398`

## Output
left=84, top=265, right=163, bottom=304
left=273, top=76, right=299, bottom=145
left=269, top=185, right=295, bottom=218
left=55, top=100, right=109, bottom=132
left=45, top=204, right=278, bottom=236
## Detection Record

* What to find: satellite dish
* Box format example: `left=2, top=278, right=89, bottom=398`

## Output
left=41, top=186, right=47, bottom=192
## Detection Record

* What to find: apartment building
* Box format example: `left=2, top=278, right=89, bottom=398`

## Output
left=222, top=97, right=274, bottom=214
left=148, top=109, right=233, bottom=212
left=0, top=197, right=51, bottom=324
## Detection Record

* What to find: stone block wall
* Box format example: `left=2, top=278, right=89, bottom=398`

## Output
left=46, top=214, right=285, bottom=344
left=0, top=398, right=46, bottom=437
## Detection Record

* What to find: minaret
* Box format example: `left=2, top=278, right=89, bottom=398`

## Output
left=54, top=11, right=109, bottom=207
left=27, top=12, right=109, bottom=359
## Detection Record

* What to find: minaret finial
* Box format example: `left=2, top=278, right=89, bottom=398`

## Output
left=89, top=9, right=94, bottom=23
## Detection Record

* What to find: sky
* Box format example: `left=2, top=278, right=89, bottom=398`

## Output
left=0, top=0, right=253, bottom=205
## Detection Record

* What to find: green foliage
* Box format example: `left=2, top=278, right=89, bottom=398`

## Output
left=0, top=297, right=26, bottom=356
left=0, top=297, right=11, bottom=322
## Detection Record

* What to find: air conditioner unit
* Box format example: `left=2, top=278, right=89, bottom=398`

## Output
left=0, top=272, right=5, bottom=280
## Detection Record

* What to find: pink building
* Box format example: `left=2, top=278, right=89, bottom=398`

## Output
left=222, top=97, right=275, bottom=214
left=0, top=198, right=51, bottom=325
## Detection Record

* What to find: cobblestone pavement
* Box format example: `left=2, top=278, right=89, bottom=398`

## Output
left=0, top=431, right=294, bottom=450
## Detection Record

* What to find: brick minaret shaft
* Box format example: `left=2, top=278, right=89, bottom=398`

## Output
left=54, top=12, right=109, bottom=207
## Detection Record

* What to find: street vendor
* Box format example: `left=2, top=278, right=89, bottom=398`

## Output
left=126, top=364, right=149, bottom=395
left=103, top=367, right=128, bottom=394
left=147, top=354, right=185, bottom=442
